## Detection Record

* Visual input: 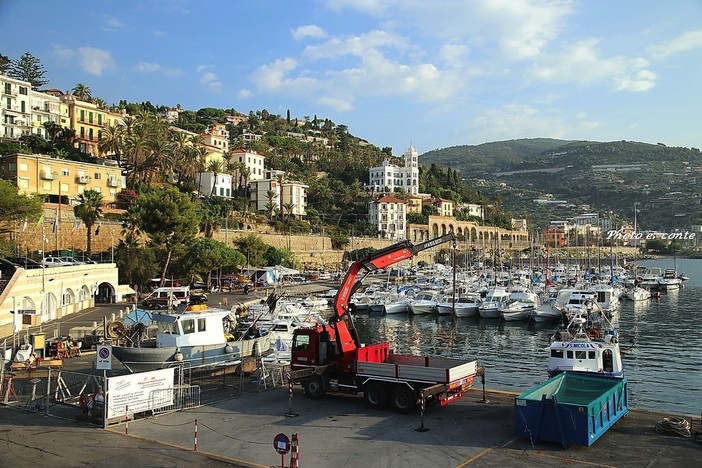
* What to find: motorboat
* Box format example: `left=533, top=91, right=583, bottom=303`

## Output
left=409, top=291, right=438, bottom=315
left=478, top=287, right=510, bottom=319
left=111, top=305, right=271, bottom=373
left=500, top=287, right=541, bottom=321
left=531, top=300, right=566, bottom=323
left=625, top=286, right=650, bottom=301
left=657, top=269, right=682, bottom=290
left=453, top=293, right=482, bottom=318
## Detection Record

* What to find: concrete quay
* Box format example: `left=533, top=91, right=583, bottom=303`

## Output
left=2, top=385, right=700, bottom=468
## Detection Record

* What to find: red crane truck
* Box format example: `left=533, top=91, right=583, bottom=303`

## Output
left=289, top=233, right=484, bottom=413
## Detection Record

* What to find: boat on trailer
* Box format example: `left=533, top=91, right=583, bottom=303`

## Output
left=111, top=305, right=271, bottom=373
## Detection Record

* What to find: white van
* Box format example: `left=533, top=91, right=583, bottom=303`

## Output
left=141, top=286, right=190, bottom=309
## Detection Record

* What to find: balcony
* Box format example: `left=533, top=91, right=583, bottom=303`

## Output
left=106, top=177, right=120, bottom=187
left=76, top=175, right=90, bottom=184
left=40, top=170, right=55, bottom=180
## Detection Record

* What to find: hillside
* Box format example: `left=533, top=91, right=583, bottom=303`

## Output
left=421, top=139, right=702, bottom=231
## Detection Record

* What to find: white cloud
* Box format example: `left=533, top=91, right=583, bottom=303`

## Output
left=134, top=62, right=183, bottom=77
left=51, top=45, right=75, bottom=61
left=648, top=29, right=702, bottom=58
left=77, top=47, right=116, bottom=75
left=530, top=40, right=657, bottom=92
left=196, top=65, right=224, bottom=92
left=291, top=25, right=327, bottom=40
left=316, top=96, right=353, bottom=111
left=101, top=17, right=127, bottom=32
left=237, top=88, right=252, bottom=99
left=472, top=104, right=568, bottom=141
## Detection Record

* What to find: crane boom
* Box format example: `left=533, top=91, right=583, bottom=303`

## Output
left=330, top=233, right=456, bottom=356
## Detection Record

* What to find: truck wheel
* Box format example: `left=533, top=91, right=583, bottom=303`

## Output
left=363, top=382, right=388, bottom=409
left=303, top=376, right=325, bottom=399
left=390, top=386, right=416, bottom=413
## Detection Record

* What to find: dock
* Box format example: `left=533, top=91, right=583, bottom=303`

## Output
left=1, top=382, right=700, bottom=467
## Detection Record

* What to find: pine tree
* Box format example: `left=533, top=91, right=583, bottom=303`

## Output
left=0, top=54, right=10, bottom=75
left=8, top=52, right=49, bottom=89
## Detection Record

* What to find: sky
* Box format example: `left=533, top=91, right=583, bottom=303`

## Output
left=1, top=0, right=702, bottom=156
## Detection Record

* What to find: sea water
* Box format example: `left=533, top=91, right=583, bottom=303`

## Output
left=352, top=257, right=702, bottom=416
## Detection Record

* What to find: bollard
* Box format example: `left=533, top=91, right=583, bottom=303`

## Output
left=285, top=373, right=299, bottom=418
left=93, top=321, right=97, bottom=329
left=415, top=394, right=429, bottom=432
left=478, top=370, right=489, bottom=404
left=119, top=309, right=124, bottom=319
left=125, top=405, right=129, bottom=434
left=194, top=419, right=198, bottom=451
left=290, top=433, right=300, bottom=468
left=111, top=313, right=115, bottom=322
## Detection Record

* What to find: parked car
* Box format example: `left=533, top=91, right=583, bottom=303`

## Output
left=58, top=256, right=86, bottom=265
left=41, top=257, right=73, bottom=267
left=5, top=256, right=45, bottom=269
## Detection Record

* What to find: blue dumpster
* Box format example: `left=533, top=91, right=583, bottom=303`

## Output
left=515, top=373, right=628, bottom=448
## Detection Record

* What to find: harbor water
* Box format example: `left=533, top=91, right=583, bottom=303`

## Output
left=352, top=257, right=702, bottom=416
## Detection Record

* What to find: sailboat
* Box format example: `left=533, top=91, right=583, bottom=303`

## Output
left=626, top=203, right=650, bottom=301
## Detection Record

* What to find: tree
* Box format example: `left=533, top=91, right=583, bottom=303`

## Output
left=234, top=234, right=269, bottom=268
left=0, top=54, right=10, bottom=74
left=0, top=179, right=43, bottom=256
left=8, top=52, right=49, bottom=89
left=126, top=186, right=200, bottom=286
left=72, top=83, right=92, bottom=102
left=73, top=190, right=104, bottom=255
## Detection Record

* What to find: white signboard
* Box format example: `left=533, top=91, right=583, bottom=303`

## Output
left=106, top=368, right=175, bottom=419
left=96, top=345, right=112, bottom=370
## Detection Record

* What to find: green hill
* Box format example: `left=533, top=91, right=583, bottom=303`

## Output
left=420, top=139, right=702, bottom=231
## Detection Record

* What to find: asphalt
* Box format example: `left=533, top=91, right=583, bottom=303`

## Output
left=1, top=385, right=700, bottom=468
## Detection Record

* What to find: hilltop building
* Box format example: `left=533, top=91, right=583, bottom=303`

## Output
left=366, top=144, right=420, bottom=195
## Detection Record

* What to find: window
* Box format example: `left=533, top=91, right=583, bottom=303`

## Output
left=575, top=350, right=587, bottom=360
left=3, top=83, right=9, bottom=94
left=80, top=127, right=85, bottom=138
left=89, top=128, right=94, bottom=140
left=61, top=169, right=70, bottom=176
left=88, top=112, right=93, bottom=124
left=182, top=319, right=195, bottom=334
left=98, top=114, right=102, bottom=125
left=293, top=334, right=310, bottom=352
left=198, top=318, right=206, bottom=332
left=19, top=86, right=27, bottom=95
left=588, top=351, right=595, bottom=359
left=93, top=173, right=101, bottom=180
left=566, top=351, right=573, bottom=359
left=80, top=110, right=85, bottom=122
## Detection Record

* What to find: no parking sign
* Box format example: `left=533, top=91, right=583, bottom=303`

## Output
left=96, top=344, right=112, bottom=370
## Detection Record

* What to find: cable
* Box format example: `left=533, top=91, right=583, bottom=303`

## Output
left=654, top=417, right=691, bottom=438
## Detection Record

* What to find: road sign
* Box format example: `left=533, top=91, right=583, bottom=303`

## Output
left=273, top=433, right=290, bottom=455
left=96, top=344, right=112, bottom=370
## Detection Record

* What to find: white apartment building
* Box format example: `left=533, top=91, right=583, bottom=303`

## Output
left=367, top=144, right=420, bottom=195
left=198, top=171, right=234, bottom=198
left=369, top=195, right=407, bottom=241
left=230, top=148, right=265, bottom=184
left=1, top=75, right=66, bottom=140
left=249, top=173, right=308, bottom=218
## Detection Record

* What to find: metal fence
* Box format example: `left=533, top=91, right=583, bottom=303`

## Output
left=150, top=385, right=201, bottom=416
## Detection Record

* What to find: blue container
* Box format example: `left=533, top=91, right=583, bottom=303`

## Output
left=514, top=373, right=628, bottom=448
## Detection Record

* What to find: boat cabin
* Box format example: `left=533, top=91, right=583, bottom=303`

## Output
left=155, top=310, right=231, bottom=348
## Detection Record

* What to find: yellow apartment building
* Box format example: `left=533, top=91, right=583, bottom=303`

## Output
left=0, top=153, right=124, bottom=206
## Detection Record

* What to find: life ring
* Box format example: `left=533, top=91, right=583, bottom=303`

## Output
left=586, top=328, right=601, bottom=340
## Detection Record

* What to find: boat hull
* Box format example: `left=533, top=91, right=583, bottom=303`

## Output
left=112, top=335, right=270, bottom=373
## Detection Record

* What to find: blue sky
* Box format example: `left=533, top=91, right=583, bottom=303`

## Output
left=2, top=0, right=701, bottom=155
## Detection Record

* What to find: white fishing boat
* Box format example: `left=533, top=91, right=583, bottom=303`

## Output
left=547, top=313, right=623, bottom=378
left=111, top=305, right=271, bottom=373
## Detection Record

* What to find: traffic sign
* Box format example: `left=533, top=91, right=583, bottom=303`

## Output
left=273, top=432, right=290, bottom=455
left=96, top=344, right=112, bottom=370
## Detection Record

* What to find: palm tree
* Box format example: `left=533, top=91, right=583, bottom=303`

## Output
left=98, top=123, right=124, bottom=159
left=72, top=83, right=92, bottom=102
left=74, top=190, right=104, bottom=255
left=206, top=159, right=224, bottom=198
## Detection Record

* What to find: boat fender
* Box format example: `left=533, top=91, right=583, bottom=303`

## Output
left=225, top=345, right=234, bottom=353
left=174, top=348, right=184, bottom=361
